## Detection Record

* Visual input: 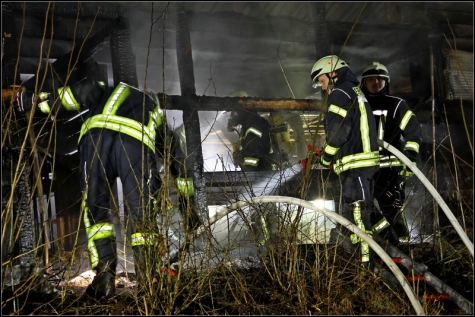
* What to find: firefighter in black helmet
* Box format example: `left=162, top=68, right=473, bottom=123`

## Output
left=360, top=62, right=422, bottom=246
left=15, top=60, right=175, bottom=298
left=310, top=55, right=380, bottom=266
left=226, top=95, right=279, bottom=172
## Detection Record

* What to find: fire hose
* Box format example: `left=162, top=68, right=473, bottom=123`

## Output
left=376, top=140, right=473, bottom=257
left=169, top=140, right=474, bottom=314
left=193, top=195, right=424, bottom=315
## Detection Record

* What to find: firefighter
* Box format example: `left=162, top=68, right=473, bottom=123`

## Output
left=360, top=62, right=422, bottom=246
left=226, top=93, right=281, bottom=246
left=310, top=55, right=380, bottom=265
left=227, top=107, right=279, bottom=172
left=15, top=63, right=173, bottom=298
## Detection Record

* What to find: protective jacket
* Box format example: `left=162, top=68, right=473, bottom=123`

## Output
left=228, top=110, right=278, bottom=171
left=320, top=67, right=380, bottom=175
left=363, top=93, right=422, bottom=168
left=16, top=78, right=169, bottom=276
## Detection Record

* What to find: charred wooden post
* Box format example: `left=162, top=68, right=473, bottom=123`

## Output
left=312, top=2, right=330, bottom=60
left=175, top=2, right=209, bottom=228
left=110, top=16, right=138, bottom=87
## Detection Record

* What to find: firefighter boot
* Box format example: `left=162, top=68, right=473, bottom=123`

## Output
left=132, top=244, right=165, bottom=289
left=379, top=226, right=400, bottom=246
left=85, top=238, right=117, bottom=299
left=86, top=261, right=116, bottom=299
left=132, top=245, right=147, bottom=288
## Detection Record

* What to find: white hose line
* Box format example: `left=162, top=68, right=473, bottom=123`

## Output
left=379, top=139, right=474, bottom=257
left=195, top=195, right=425, bottom=315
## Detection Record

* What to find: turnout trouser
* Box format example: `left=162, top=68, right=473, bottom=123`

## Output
left=79, top=131, right=161, bottom=276
left=372, top=168, right=410, bottom=244
left=339, top=168, right=377, bottom=263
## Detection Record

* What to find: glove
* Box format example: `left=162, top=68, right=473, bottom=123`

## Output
left=307, top=144, right=321, bottom=156
left=298, top=158, right=308, bottom=170
left=15, top=91, right=50, bottom=113
left=36, top=92, right=51, bottom=113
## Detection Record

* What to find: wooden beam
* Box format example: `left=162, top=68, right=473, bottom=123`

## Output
left=158, top=94, right=323, bottom=112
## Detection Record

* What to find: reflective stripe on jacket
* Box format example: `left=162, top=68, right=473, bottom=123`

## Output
left=76, top=83, right=164, bottom=152
left=366, top=94, right=422, bottom=167
left=324, top=85, right=380, bottom=175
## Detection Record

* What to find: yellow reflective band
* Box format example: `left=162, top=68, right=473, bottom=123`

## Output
left=361, top=241, right=371, bottom=262
left=57, top=86, right=80, bottom=110
left=86, top=223, right=115, bottom=241
left=88, top=114, right=156, bottom=142
left=358, top=100, right=371, bottom=153
left=103, top=83, right=131, bottom=115
left=244, top=157, right=259, bottom=166
left=404, top=141, right=420, bottom=153
left=85, top=222, right=115, bottom=269
left=353, top=202, right=364, bottom=232
left=82, top=191, right=91, bottom=228
left=177, top=177, right=194, bottom=197
left=399, top=110, right=414, bottom=131
left=81, top=187, right=100, bottom=269
left=38, top=101, right=50, bottom=113
left=338, top=151, right=380, bottom=165
left=88, top=239, right=99, bottom=269
left=79, top=115, right=156, bottom=152
left=328, top=104, right=347, bottom=117
left=333, top=158, right=380, bottom=175
left=350, top=230, right=372, bottom=244
left=324, top=144, right=339, bottom=155
left=148, top=106, right=164, bottom=131
left=352, top=86, right=365, bottom=97
left=320, top=157, right=331, bottom=166
left=38, top=92, right=49, bottom=99
left=245, top=127, right=262, bottom=138
left=379, top=155, right=403, bottom=168
left=131, top=232, right=159, bottom=247
left=372, top=218, right=390, bottom=233
left=333, top=151, right=380, bottom=174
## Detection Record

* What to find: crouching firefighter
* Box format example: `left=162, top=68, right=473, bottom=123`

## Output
left=227, top=107, right=280, bottom=172
left=15, top=65, right=173, bottom=298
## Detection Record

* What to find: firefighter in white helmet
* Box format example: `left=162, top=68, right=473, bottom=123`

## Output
left=360, top=62, right=422, bottom=246
left=310, top=55, right=380, bottom=266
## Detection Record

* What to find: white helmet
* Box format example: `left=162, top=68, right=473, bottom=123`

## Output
left=361, top=62, right=390, bottom=83
left=310, top=55, right=349, bottom=87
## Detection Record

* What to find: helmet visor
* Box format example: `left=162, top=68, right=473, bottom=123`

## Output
left=311, top=69, right=323, bottom=88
